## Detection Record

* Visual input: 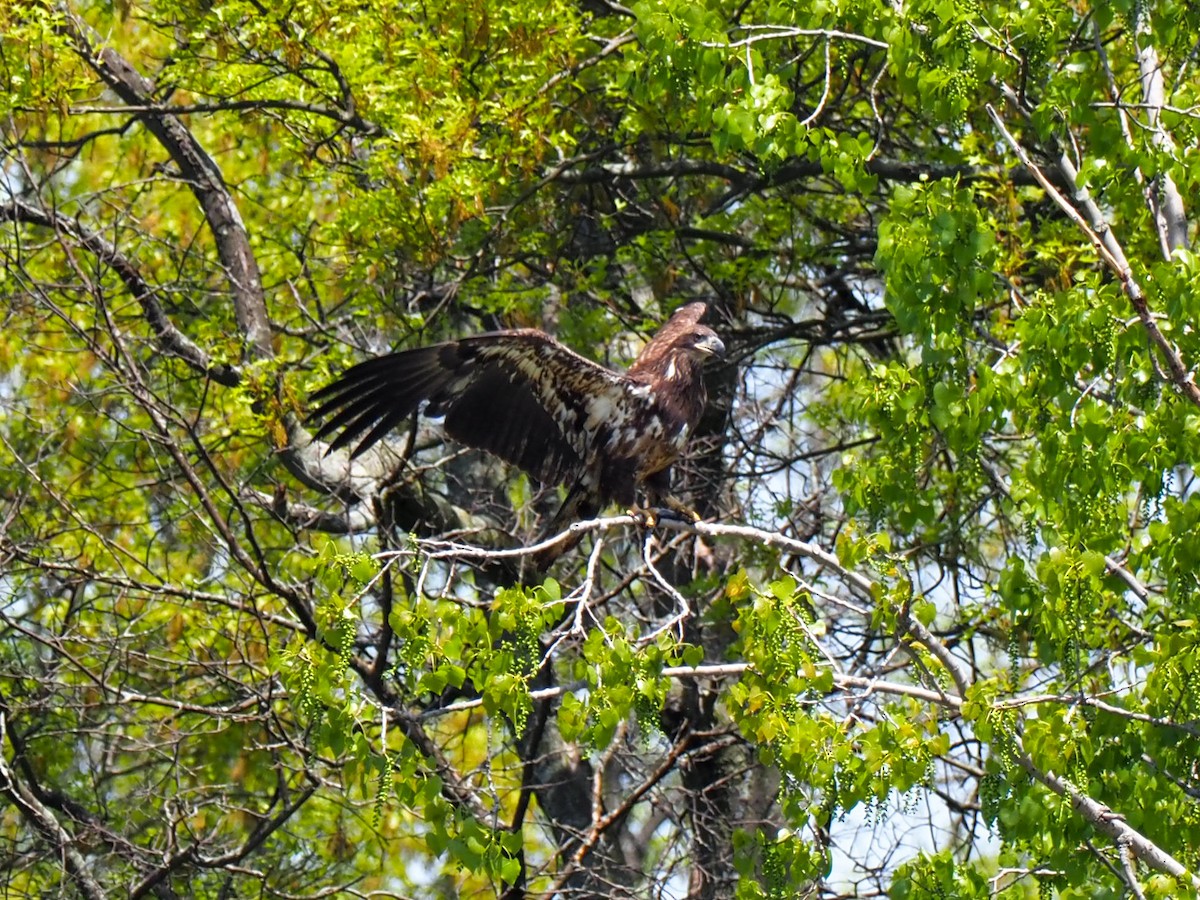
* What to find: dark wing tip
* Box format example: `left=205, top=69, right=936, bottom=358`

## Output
left=307, top=346, right=453, bottom=457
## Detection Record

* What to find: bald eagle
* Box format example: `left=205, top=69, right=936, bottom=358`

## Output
left=308, top=303, right=724, bottom=536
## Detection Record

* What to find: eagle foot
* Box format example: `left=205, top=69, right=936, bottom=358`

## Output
left=629, top=507, right=658, bottom=528
left=629, top=503, right=701, bottom=528
left=661, top=497, right=702, bottom=523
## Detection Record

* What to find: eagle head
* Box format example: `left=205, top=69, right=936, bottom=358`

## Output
left=684, top=326, right=725, bottom=360
left=627, top=303, right=726, bottom=386
left=667, top=321, right=724, bottom=382
left=655, top=323, right=725, bottom=383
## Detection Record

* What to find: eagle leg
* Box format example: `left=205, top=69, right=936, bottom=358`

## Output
left=638, top=468, right=702, bottom=525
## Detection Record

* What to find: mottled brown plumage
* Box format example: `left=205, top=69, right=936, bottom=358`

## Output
left=309, top=303, right=724, bottom=531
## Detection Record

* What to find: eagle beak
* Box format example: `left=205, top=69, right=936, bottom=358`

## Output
left=695, top=334, right=726, bottom=358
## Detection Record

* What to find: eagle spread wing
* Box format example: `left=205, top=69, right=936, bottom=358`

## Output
left=308, top=303, right=724, bottom=515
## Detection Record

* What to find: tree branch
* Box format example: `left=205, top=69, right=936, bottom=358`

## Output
left=987, top=101, right=1200, bottom=410
left=402, top=512, right=1199, bottom=888
left=64, top=16, right=274, bottom=362
left=0, top=198, right=240, bottom=386
left=0, top=714, right=107, bottom=900
left=1015, top=737, right=1200, bottom=891
left=1132, top=8, right=1189, bottom=254
left=420, top=664, right=966, bottom=721
left=60, top=97, right=383, bottom=136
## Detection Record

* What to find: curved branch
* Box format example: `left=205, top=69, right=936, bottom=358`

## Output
left=64, top=16, right=274, bottom=362
left=409, top=515, right=878, bottom=598
left=0, top=198, right=240, bottom=386
left=0, top=714, right=107, bottom=900
left=420, top=665, right=965, bottom=721
left=65, top=98, right=382, bottom=136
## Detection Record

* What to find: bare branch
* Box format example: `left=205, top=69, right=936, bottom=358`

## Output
left=404, top=515, right=878, bottom=598
left=0, top=197, right=240, bottom=386
left=63, top=16, right=274, bottom=362
left=699, top=25, right=889, bottom=51
left=56, top=97, right=383, bottom=136
left=0, top=714, right=107, bottom=900
left=421, top=665, right=965, bottom=721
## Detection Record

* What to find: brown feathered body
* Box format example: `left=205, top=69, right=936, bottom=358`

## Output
left=309, top=303, right=724, bottom=525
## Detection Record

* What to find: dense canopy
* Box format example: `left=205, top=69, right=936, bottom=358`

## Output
left=3, top=1, right=1200, bottom=898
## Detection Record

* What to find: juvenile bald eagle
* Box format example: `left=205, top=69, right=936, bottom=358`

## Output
left=309, top=303, right=724, bottom=533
